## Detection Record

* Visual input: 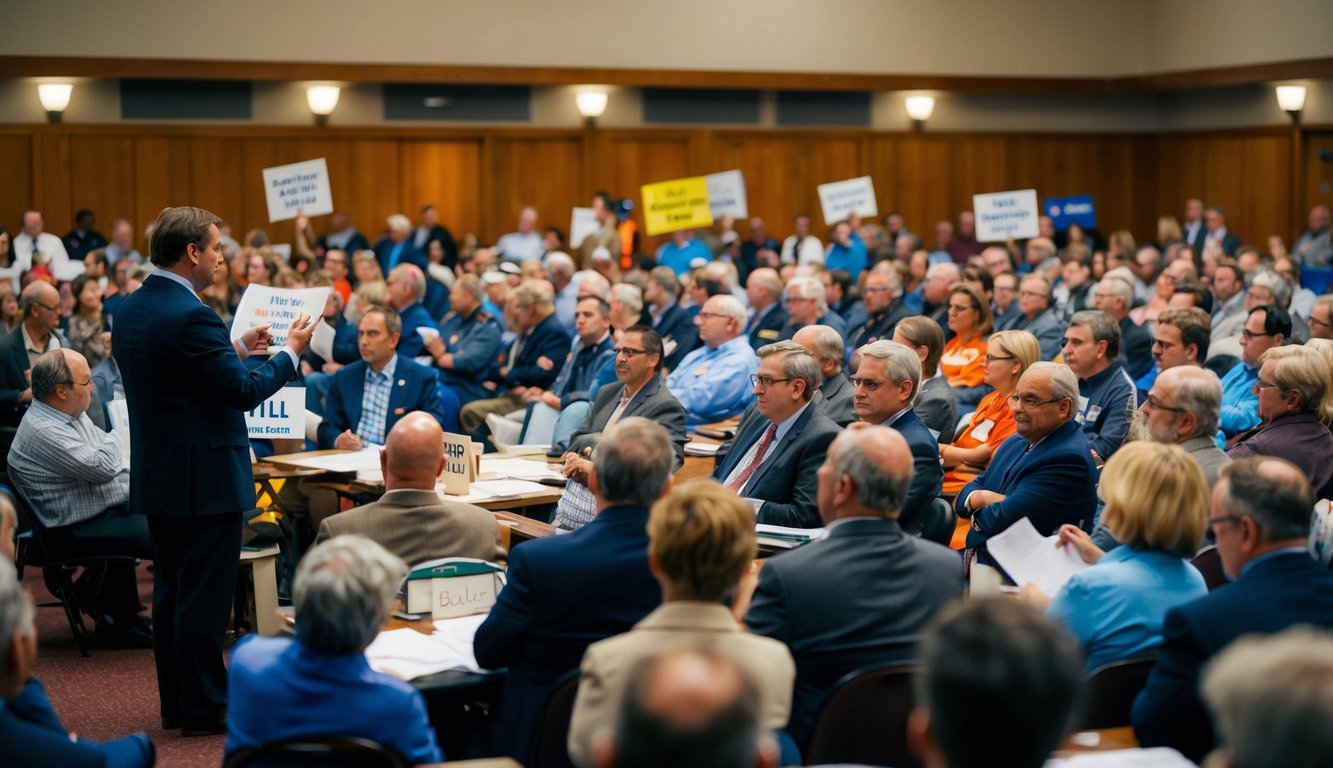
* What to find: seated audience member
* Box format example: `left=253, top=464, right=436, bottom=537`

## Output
left=824, top=221, right=867, bottom=283
left=568, top=480, right=795, bottom=768
left=1021, top=441, right=1208, bottom=671
left=0, top=558, right=155, bottom=768
left=457, top=280, right=571, bottom=432
left=712, top=342, right=840, bottom=528
left=1094, top=274, right=1155, bottom=379
left=745, top=427, right=963, bottom=746
left=1202, top=628, right=1333, bottom=768
left=957, top=363, right=1099, bottom=566
left=743, top=268, right=788, bottom=350
left=66, top=274, right=108, bottom=369
left=546, top=252, right=580, bottom=336
left=908, top=599, right=1083, bottom=768
left=384, top=264, right=438, bottom=359
left=496, top=206, right=544, bottom=263
left=1133, top=457, right=1333, bottom=763
left=593, top=650, right=777, bottom=768
left=851, top=340, right=943, bottom=533
left=1243, top=267, right=1310, bottom=342
left=225, top=536, right=442, bottom=765
left=90, top=331, right=122, bottom=408
left=655, top=229, right=711, bottom=277
left=8, top=348, right=151, bottom=645
left=516, top=294, right=615, bottom=421
left=892, top=316, right=958, bottom=441
left=1210, top=260, right=1248, bottom=342
left=941, top=330, right=1039, bottom=503
left=475, top=418, right=670, bottom=761
left=1141, top=366, right=1230, bottom=488
left=0, top=282, right=65, bottom=433
left=351, top=249, right=385, bottom=287
left=1137, top=306, right=1211, bottom=396
left=777, top=276, right=846, bottom=341
left=1308, top=293, right=1333, bottom=340
left=939, top=283, right=992, bottom=410
left=315, top=412, right=505, bottom=565
left=997, top=273, right=1064, bottom=360
left=1226, top=345, right=1333, bottom=499
left=990, top=270, right=1019, bottom=330
left=822, top=268, right=866, bottom=331
left=791, top=325, right=855, bottom=427
left=641, top=266, right=698, bottom=372
left=317, top=212, right=371, bottom=259
left=665, top=295, right=757, bottom=427
left=920, top=262, right=961, bottom=334
left=847, top=265, right=912, bottom=351
left=372, top=213, right=427, bottom=277
left=1219, top=304, right=1290, bottom=438
left=553, top=327, right=687, bottom=531
left=1062, top=310, right=1138, bottom=463
left=424, top=274, right=504, bottom=404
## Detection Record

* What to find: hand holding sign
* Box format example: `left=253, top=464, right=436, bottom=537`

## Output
left=285, top=314, right=317, bottom=356
left=238, top=323, right=274, bottom=356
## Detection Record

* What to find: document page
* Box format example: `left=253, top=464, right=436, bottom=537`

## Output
left=987, top=517, right=1091, bottom=595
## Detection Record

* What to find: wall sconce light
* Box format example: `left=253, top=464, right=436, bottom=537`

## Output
left=38, top=83, right=73, bottom=124
left=1275, top=85, right=1306, bottom=122
left=575, top=87, right=609, bottom=127
left=905, top=95, right=935, bottom=131
left=306, top=85, right=341, bottom=125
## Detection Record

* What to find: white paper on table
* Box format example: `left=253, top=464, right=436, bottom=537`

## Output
left=470, top=479, right=551, bottom=497
left=438, top=485, right=499, bottom=503
left=106, top=398, right=131, bottom=468
left=430, top=613, right=488, bottom=673
left=987, top=517, right=1091, bottom=595
left=479, top=457, right=563, bottom=481
left=310, top=321, right=335, bottom=362
left=755, top=522, right=825, bottom=549
left=1043, top=747, right=1197, bottom=767
left=684, top=440, right=721, bottom=456
left=364, top=625, right=481, bottom=680
left=277, top=447, right=382, bottom=473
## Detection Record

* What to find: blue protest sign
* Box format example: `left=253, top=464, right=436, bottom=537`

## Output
left=1044, top=195, right=1096, bottom=231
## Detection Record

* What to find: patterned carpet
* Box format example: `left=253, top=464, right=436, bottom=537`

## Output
left=24, top=562, right=227, bottom=767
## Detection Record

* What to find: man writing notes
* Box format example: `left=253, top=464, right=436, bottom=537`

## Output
left=114, top=206, right=315, bottom=736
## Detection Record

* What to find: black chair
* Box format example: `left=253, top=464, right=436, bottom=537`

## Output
left=7, top=467, right=139, bottom=657
left=1080, top=655, right=1157, bottom=730
left=919, top=498, right=955, bottom=546
left=222, top=736, right=406, bottom=768
left=1191, top=545, right=1228, bottom=591
left=804, top=664, right=920, bottom=768
left=528, top=668, right=581, bottom=768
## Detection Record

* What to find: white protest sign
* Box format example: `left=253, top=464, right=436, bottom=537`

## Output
left=439, top=430, right=475, bottom=495
left=817, top=176, right=878, bottom=226
left=705, top=170, right=748, bottom=219
left=973, top=189, right=1040, bottom=242
left=245, top=387, right=305, bottom=439
left=569, top=207, right=599, bottom=249
left=230, top=285, right=331, bottom=349
left=262, top=158, right=333, bottom=223
left=310, top=321, right=335, bottom=363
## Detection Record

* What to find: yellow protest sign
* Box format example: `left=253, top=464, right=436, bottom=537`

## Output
left=641, top=176, right=713, bottom=236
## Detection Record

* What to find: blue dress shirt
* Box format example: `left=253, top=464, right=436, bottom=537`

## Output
left=666, top=335, right=758, bottom=426
left=1218, top=361, right=1260, bottom=437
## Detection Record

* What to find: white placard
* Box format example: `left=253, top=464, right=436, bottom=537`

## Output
left=245, top=387, right=305, bottom=439
left=705, top=170, right=748, bottom=219
left=569, top=207, right=600, bottom=249
left=261, top=158, right=333, bottom=223
left=230, top=285, right=331, bottom=348
left=310, top=321, right=335, bottom=362
left=817, top=176, right=878, bottom=226
left=973, top=188, right=1040, bottom=242
left=405, top=573, right=500, bottom=620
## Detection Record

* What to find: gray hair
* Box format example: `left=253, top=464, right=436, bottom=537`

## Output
left=797, top=325, right=845, bottom=369
left=747, top=269, right=783, bottom=301
left=1098, top=275, right=1135, bottom=307
left=609, top=283, right=644, bottom=318
left=389, top=263, right=426, bottom=302
left=0, top=559, right=35, bottom=664
left=30, top=349, right=73, bottom=401
left=1027, top=362, right=1079, bottom=412
left=1248, top=268, right=1293, bottom=309
left=866, top=265, right=903, bottom=299
left=294, top=535, right=406, bottom=655
left=1020, top=273, right=1052, bottom=299
left=546, top=251, right=576, bottom=280
left=784, top=276, right=828, bottom=315
left=593, top=418, right=676, bottom=506
left=1218, top=457, right=1315, bottom=542
left=386, top=213, right=412, bottom=233
left=1203, top=627, right=1333, bottom=768
left=708, top=294, right=749, bottom=327
left=1172, top=368, right=1223, bottom=439
left=574, top=270, right=610, bottom=299
left=858, top=340, right=922, bottom=402
left=926, top=262, right=961, bottom=283
left=1067, top=309, right=1122, bottom=358
left=757, top=341, right=820, bottom=403
left=647, top=266, right=681, bottom=298
left=704, top=261, right=738, bottom=291
left=833, top=429, right=911, bottom=516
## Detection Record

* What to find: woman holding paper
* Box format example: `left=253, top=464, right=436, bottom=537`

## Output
left=1020, top=441, right=1209, bottom=672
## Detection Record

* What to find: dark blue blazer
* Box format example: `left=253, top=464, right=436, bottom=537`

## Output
left=3, top=677, right=153, bottom=767
left=958, top=420, right=1098, bottom=561
left=114, top=274, right=296, bottom=518
left=316, top=354, right=446, bottom=448
left=317, top=231, right=369, bottom=255
left=1132, top=551, right=1333, bottom=763
left=394, top=302, right=438, bottom=359
left=646, top=301, right=699, bottom=373
left=371, top=237, right=427, bottom=276
left=492, top=313, right=570, bottom=390
left=891, top=410, right=945, bottom=535
left=747, top=303, right=789, bottom=351
left=474, top=504, right=660, bottom=761
left=713, top=403, right=841, bottom=528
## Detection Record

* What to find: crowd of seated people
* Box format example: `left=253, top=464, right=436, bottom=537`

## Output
left=1, top=196, right=1331, bottom=766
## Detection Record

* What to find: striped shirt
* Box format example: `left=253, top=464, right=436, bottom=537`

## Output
left=8, top=400, right=129, bottom=527
left=357, top=355, right=397, bottom=446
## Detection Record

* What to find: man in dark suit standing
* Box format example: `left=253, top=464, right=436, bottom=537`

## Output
left=1133, top=457, right=1333, bottom=763
left=713, top=342, right=840, bottom=528
left=850, top=340, right=944, bottom=534
left=475, top=417, right=669, bottom=762
left=114, top=206, right=314, bottom=735
left=957, top=362, right=1098, bottom=566
left=743, top=426, right=963, bottom=747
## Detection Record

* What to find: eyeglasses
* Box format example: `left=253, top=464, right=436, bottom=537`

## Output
left=1143, top=394, right=1187, bottom=413
left=1254, top=377, right=1288, bottom=391
left=1240, top=329, right=1274, bottom=341
left=1310, top=314, right=1333, bottom=330
left=613, top=347, right=649, bottom=358
left=1151, top=338, right=1177, bottom=350
left=947, top=304, right=976, bottom=313
left=750, top=374, right=792, bottom=389
left=1018, top=290, right=1048, bottom=299
left=984, top=354, right=1015, bottom=364
left=1007, top=394, right=1064, bottom=409
left=34, top=302, right=59, bottom=313
left=863, top=286, right=891, bottom=293
left=849, top=377, right=888, bottom=391
left=695, top=311, right=727, bottom=320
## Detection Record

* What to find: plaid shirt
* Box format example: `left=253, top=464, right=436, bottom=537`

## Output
left=8, top=400, right=129, bottom=527
left=357, top=355, right=397, bottom=446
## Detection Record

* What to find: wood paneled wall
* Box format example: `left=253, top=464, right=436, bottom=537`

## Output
left=0, top=124, right=1313, bottom=259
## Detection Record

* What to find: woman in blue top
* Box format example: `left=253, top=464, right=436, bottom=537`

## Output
left=1021, top=440, right=1210, bottom=672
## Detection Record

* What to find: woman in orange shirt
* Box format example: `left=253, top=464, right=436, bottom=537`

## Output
left=939, top=283, right=993, bottom=410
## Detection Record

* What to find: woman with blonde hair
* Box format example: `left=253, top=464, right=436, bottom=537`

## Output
left=352, top=250, right=384, bottom=286
left=1227, top=345, right=1333, bottom=498
left=1021, top=441, right=1209, bottom=671
left=938, top=283, right=993, bottom=410
left=1156, top=216, right=1183, bottom=248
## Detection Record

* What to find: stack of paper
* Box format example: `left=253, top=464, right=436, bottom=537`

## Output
left=364, top=613, right=488, bottom=680
left=756, top=523, right=825, bottom=550
left=1044, top=747, right=1196, bottom=767
left=987, top=517, right=1091, bottom=595
left=479, top=457, right=564, bottom=482
left=684, top=441, right=722, bottom=456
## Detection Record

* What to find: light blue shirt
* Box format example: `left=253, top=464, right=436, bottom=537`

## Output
left=824, top=239, right=868, bottom=282
left=1219, top=361, right=1260, bottom=437
left=159, top=269, right=298, bottom=370
left=357, top=355, right=397, bottom=446
left=1047, top=545, right=1207, bottom=672
left=656, top=239, right=712, bottom=277
left=496, top=231, right=544, bottom=262
left=666, top=335, right=758, bottom=427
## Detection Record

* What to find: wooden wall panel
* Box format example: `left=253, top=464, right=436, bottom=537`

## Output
left=186, top=139, right=244, bottom=234
left=68, top=136, right=137, bottom=236
left=1307, top=131, right=1333, bottom=219
left=344, top=140, right=401, bottom=245
left=593, top=134, right=691, bottom=252
left=398, top=140, right=483, bottom=244
left=488, top=136, right=583, bottom=243
left=1156, top=131, right=1291, bottom=248
left=0, top=134, right=34, bottom=234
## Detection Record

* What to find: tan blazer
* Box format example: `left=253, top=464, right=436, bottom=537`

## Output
left=315, top=488, right=507, bottom=567
left=566, top=601, right=794, bottom=768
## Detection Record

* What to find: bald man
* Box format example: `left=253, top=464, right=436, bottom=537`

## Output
left=315, top=411, right=505, bottom=566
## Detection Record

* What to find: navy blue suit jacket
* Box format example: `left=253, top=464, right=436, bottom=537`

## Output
left=647, top=301, right=700, bottom=373
left=3, top=677, right=153, bottom=767
left=890, top=410, right=945, bottom=535
left=958, top=420, right=1098, bottom=561
left=114, top=273, right=296, bottom=518
left=372, top=237, right=427, bottom=276
left=1132, top=552, right=1333, bottom=763
left=493, top=313, right=571, bottom=390
left=474, top=504, right=660, bottom=761
left=316, top=354, right=446, bottom=448
left=394, top=301, right=437, bottom=359
left=713, top=403, right=841, bottom=528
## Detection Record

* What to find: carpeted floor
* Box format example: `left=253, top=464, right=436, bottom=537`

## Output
left=24, top=562, right=227, bottom=767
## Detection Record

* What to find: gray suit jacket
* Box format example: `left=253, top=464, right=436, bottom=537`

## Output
left=568, top=374, right=688, bottom=467
left=820, top=371, right=856, bottom=427
left=316, top=488, right=507, bottom=567
left=1020, top=307, right=1066, bottom=361
left=914, top=375, right=959, bottom=444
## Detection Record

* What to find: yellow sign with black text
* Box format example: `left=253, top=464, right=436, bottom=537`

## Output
left=641, top=176, right=713, bottom=236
